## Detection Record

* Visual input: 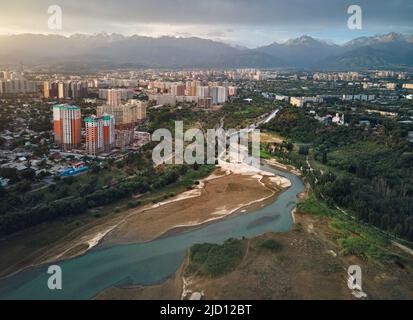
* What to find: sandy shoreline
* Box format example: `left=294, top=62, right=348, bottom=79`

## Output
left=95, top=159, right=413, bottom=300
left=101, top=164, right=289, bottom=245
left=0, top=159, right=292, bottom=278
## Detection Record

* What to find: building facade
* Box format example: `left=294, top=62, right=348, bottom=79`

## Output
left=107, top=89, right=122, bottom=107
left=85, top=114, right=116, bottom=155
left=53, top=104, right=82, bottom=150
left=85, top=116, right=104, bottom=155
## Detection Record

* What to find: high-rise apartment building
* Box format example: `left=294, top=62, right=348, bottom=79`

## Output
left=46, top=81, right=87, bottom=99
left=43, top=81, right=50, bottom=98
left=53, top=104, right=82, bottom=150
left=1, top=71, right=11, bottom=80
left=85, top=116, right=104, bottom=155
left=186, top=81, right=198, bottom=96
left=171, top=84, right=186, bottom=96
left=196, top=86, right=209, bottom=99
left=201, top=86, right=228, bottom=105
left=85, top=114, right=115, bottom=155
left=136, top=103, right=147, bottom=121
left=58, top=82, right=65, bottom=99
left=102, top=114, right=116, bottom=151
left=0, top=79, right=37, bottom=95
left=128, top=99, right=147, bottom=121
left=228, top=86, right=237, bottom=97
left=103, top=88, right=134, bottom=101
left=107, top=89, right=122, bottom=106
left=97, top=100, right=147, bottom=126
left=210, top=86, right=219, bottom=104
left=97, top=104, right=133, bottom=126
left=69, top=81, right=88, bottom=100
left=217, top=86, right=228, bottom=104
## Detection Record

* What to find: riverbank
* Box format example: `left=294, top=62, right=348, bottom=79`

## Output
left=97, top=197, right=413, bottom=300
left=0, top=166, right=215, bottom=278
left=95, top=161, right=413, bottom=300
left=0, top=163, right=289, bottom=279
left=102, top=167, right=288, bottom=245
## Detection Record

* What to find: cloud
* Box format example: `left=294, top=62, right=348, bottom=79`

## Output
left=0, top=0, right=412, bottom=46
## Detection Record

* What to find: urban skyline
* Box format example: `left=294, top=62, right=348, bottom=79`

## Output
left=0, top=0, right=412, bottom=305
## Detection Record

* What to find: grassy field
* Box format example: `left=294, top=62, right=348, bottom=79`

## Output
left=297, top=196, right=411, bottom=266
left=185, top=238, right=246, bottom=277
left=297, top=195, right=340, bottom=217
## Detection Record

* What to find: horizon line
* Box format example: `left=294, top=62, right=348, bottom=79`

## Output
left=0, top=31, right=411, bottom=49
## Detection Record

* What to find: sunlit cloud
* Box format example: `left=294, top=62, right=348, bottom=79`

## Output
left=0, top=0, right=412, bottom=47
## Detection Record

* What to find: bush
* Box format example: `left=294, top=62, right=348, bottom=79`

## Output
left=337, top=236, right=390, bottom=261
left=127, top=200, right=141, bottom=208
left=259, top=239, right=283, bottom=253
left=186, top=238, right=245, bottom=277
left=64, top=176, right=75, bottom=185
left=297, top=197, right=338, bottom=217
left=14, top=180, right=31, bottom=192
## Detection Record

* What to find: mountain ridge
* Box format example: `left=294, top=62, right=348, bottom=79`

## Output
left=0, top=32, right=412, bottom=70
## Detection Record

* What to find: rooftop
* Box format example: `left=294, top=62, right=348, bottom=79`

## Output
left=53, top=104, right=80, bottom=111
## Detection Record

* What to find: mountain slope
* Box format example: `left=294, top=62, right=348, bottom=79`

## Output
left=255, top=35, right=342, bottom=68
left=0, top=32, right=411, bottom=70
left=322, top=33, right=413, bottom=69
left=0, top=33, right=283, bottom=69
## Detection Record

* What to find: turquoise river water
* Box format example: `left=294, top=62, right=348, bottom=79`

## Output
left=0, top=164, right=304, bottom=300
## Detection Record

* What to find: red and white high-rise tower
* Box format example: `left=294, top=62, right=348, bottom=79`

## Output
left=85, top=114, right=115, bottom=155
left=53, top=104, right=82, bottom=150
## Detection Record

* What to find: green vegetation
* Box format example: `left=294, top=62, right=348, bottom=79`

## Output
left=297, top=196, right=339, bottom=217
left=263, top=107, right=321, bottom=143
left=146, top=92, right=286, bottom=133
left=0, top=146, right=215, bottom=236
left=298, top=196, right=409, bottom=264
left=186, top=238, right=245, bottom=277
left=127, top=200, right=142, bottom=209
left=262, top=107, right=413, bottom=242
left=0, top=98, right=226, bottom=237
left=338, top=236, right=387, bottom=261
left=260, top=149, right=272, bottom=160
left=330, top=218, right=389, bottom=247
left=0, top=94, right=281, bottom=238
left=258, top=239, right=283, bottom=253
left=329, top=218, right=398, bottom=262
left=251, top=79, right=385, bottom=98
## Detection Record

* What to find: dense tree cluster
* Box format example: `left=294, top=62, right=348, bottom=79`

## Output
left=0, top=137, right=213, bottom=237
left=263, top=107, right=413, bottom=241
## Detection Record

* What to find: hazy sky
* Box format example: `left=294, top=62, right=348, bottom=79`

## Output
left=0, top=0, right=412, bottom=47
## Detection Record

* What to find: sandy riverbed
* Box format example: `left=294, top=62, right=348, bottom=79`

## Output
left=0, top=162, right=290, bottom=278
left=102, top=167, right=288, bottom=245
left=97, top=201, right=413, bottom=300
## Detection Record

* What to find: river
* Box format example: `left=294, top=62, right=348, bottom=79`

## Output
left=0, top=163, right=304, bottom=300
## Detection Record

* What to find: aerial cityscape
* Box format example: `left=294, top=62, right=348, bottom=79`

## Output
left=0, top=0, right=412, bottom=309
